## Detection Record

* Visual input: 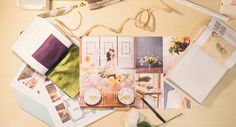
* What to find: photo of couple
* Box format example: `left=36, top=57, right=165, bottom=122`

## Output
left=105, top=48, right=116, bottom=75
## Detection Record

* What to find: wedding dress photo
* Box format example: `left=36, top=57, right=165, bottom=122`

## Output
left=105, top=49, right=117, bottom=74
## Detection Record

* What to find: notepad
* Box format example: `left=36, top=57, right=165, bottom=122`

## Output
left=165, top=18, right=236, bottom=103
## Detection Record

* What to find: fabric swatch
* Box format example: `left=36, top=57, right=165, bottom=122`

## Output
left=46, top=44, right=80, bottom=98
left=32, top=34, right=68, bottom=70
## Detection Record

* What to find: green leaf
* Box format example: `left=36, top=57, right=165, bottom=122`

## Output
left=137, top=121, right=151, bottom=127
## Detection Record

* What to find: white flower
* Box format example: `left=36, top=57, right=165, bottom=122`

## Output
left=125, top=108, right=145, bottom=127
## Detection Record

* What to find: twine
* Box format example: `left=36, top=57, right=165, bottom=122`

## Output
left=50, top=0, right=182, bottom=39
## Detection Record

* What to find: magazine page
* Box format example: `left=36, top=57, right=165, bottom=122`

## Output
left=80, top=36, right=191, bottom=109
left=135, top=36, right=191, bottom=109
left=162, top=36, right=191, bottom=108
left=134, top=36, right=163, bottom=109
left=13, top=63, right=114, bottom=127
left=80, top=36, right=136, bottom=108
left=12, top=17, right=73, bottom=74
left=12, top=63, right=55, bottom=126
left=12, top=63, right=46, bottom=96
left=11, top=17, right=81, bottom=99
left=40, top=80, right=114, bottom=127
left=195, top=18, right=236, bottom=69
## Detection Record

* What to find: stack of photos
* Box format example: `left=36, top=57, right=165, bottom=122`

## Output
left=12, top=64, right=114, bottom=127
left=80, top=36, right=191, bottom=109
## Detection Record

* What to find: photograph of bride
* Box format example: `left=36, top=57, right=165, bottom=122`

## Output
left=79, top=36, right=136, bottom=108
left=104, top=48, right=116, bottom=74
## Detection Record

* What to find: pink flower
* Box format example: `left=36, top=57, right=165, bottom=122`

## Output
left=183, top=36, right=190, bottom=42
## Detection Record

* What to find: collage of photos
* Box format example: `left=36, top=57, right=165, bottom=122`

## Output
left=134, top=37, right=164, bottom=109
left=80, top=36, right=191, bottom=109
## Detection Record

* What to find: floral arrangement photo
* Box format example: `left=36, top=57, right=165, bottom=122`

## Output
left=138, top=76, right=152, bottom=82
left=169, top=36, right=190, bottom=55
left=143, top=56, right=161, bottom=65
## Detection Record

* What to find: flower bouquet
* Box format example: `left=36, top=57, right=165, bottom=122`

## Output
left=142, top=56, right=161, bottom=72
left=107, top=74, right=133, bottom=89
left=169, top=36, right=190, bottom=55
left=125, top=108, right=183, bottom=127
left=143, top=56, right=160, bottom=65
left=138, top=76, right=151, bottom=82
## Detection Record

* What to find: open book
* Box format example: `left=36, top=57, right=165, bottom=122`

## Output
left=165, top=18, right=236, bottom=103
left=12, top=17, right=80, bottom=98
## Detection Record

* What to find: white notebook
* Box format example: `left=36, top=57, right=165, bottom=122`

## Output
left=165, top=18, right=236, bottom=103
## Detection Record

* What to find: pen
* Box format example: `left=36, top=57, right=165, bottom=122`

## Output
left=141, top=97, right=166, bottom=123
